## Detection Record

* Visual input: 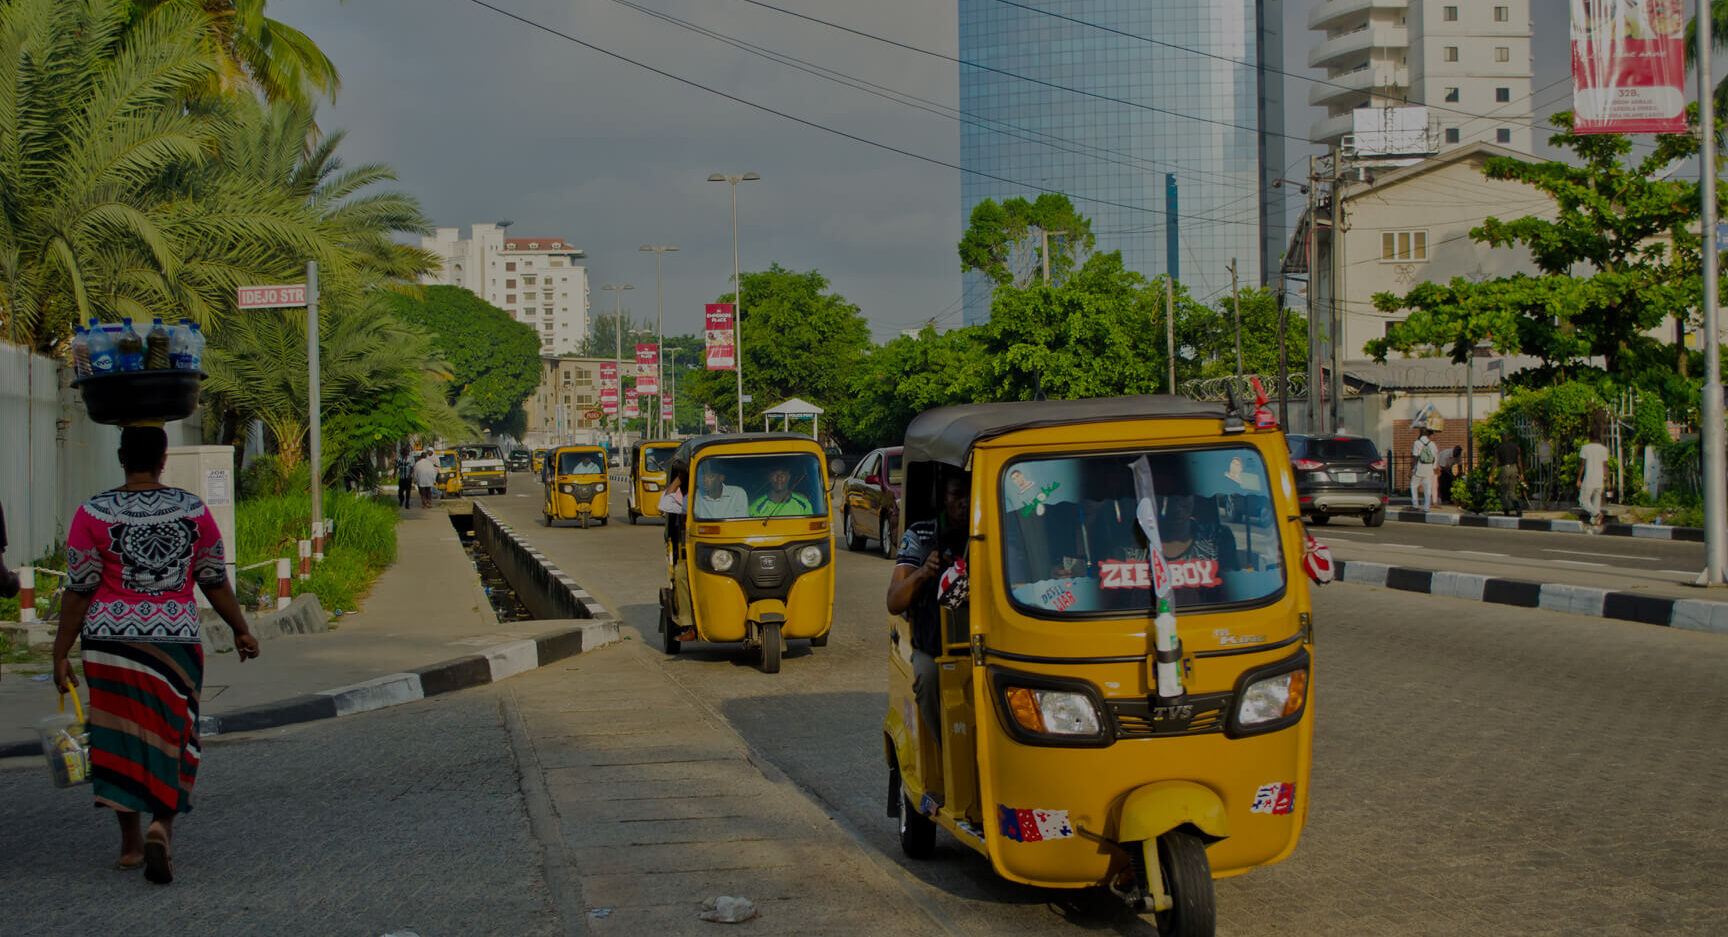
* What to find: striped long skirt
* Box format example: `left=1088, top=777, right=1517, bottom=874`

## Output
left=81, top=639, right=204, bottom=816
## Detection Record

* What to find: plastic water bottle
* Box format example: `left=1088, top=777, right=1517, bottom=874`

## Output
left=145, top=317, right=172, bottom=369
left=116, top=317, right=145, bottom=372
left=71, top=326, right=91, bottom=378
left=170, top=319, right=193, bottom=369
left=85, top=319, right=118, bottom=375
left=183, top=322, right=205, bottom=372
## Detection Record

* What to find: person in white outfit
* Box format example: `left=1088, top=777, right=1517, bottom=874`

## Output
left=1410, top=428, right=1440, bottom=511
left=1577, top=437, right=1610, bottom=527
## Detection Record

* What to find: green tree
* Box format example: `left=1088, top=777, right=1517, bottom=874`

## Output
left=958, top=193, right=1095, bottom=288
left=128, top=0, right=340, bottom=109
left=840, top=326, right=981, bottom=449
left=682, top=265, right=871, bottom=430
left=1368, top=110, right=1709, bottom=385
left=382, top=285, right=541, bottom=431
left=1181, top=287, right=1307, bottom=382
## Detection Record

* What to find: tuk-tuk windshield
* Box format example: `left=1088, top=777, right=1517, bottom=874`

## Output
left=691, top=453, right=827, bottom=520
left=438, top=452, right=458, bottom=470
left=557, top=451, right=605, bottom=475
left=642, top=446, right=675, bottom=473
left=1001, top=447, right=1284, bottom=615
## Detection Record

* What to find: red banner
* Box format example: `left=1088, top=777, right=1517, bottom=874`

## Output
left=635, top=344, right=659, bottom=395
left=704, top=405, right=717, bottom=428
left=1571, top=0, right=1686, bottom=134
left=624, top=387, right=639, bottom=419
left=705, top=304, right=735, bottom=370
left=599, top=362, right=619, bottom=415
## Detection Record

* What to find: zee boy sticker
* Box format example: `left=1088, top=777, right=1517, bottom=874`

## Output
left=1099, top=558, right=1220, bottom=589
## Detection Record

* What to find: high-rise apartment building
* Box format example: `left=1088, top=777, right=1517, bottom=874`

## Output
left=1307, top=0, right=1532, bottom=152
left=959, top=0, right=1284, bottom=325
left=421, top=224, right=592, bottom=355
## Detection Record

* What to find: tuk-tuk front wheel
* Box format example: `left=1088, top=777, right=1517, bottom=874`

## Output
left=897, top=771, right=936, bottom=859
left=759, top=621, right=782, bottom=674
left=1144, top=831, right=1215, bottom=937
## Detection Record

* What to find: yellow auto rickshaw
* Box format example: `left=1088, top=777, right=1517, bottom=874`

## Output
left=531, top=449, right=547, bottom=474
left=627, top=440, right=682, bottom=524
left=883, top=396, right=1316, bottom=935
left=542, top=444, right=609, bottom=528
left=656, top=433, right=836, bottom=673
left=434, top=449, right=462, bottom=497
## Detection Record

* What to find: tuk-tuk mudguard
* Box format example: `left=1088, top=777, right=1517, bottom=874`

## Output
left=689, top=567, right=748, bottom=642
left=689, top=564, right=834, bottom=642
left=545, top=478, right=607, bottom=521
left=1117, top=780, right=1231, bottom=844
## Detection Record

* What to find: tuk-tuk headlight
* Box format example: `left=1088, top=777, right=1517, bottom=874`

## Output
left=594, top=482, right=606, bottom=493
left=796, top=544, right=825, bottom=569
left=1003, top=687, right=1102, bottom=737
left=560, top=483, right=574, bottom=494
left=1229, top=650, right=1311, bottom=735
left=708, top=549, right=737, bottom=573
left=645, top=481, right=660, bottom=492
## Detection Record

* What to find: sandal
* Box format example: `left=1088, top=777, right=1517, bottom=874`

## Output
left=143, top=829, right=173, bottom=885
left=113, top=857, right=144, bottom=872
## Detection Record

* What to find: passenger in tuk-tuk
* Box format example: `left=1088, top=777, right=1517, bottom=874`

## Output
left=885, top=470, right=970, bottom=748
left=748, top=459, right=814, bottom=517
left=691, top=461, right=749, bottom=519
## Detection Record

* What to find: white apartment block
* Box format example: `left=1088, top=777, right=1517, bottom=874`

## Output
left=1308, top=0, right=1533, bottom=153
left=421, top=223, right=592, bottom=355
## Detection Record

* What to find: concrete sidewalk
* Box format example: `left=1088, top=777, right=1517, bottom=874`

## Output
left=0, top=505, right=618, bottom=754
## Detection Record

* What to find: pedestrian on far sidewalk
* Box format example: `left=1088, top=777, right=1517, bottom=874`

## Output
left=394, top=445, right=414, bottom=509
left=412, top=449, right=438, bottom=508
left=1495, top=433, right=1523, bottom=517
left=1577, top=435, right=1610, bottom=528
left=1410, top=428, right=1439, bottom=512
left=1436, top=444, right=1461, bottom=505
left=0, top=498, right=20, bottom=601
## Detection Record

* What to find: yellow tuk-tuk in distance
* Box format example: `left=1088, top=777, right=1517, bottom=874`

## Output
left=531, top=449, right=547, bottom=474
left=884, top=396, right=1316, bottom=935
left=657, top=433, right=836, bottom=673
left=628, top=440, right=682, bottom=524
left=542, top=445, right=609, bottom=528
left=434, top=449, right=462, bottom=497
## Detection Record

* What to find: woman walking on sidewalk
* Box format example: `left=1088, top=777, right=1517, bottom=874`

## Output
left=52, top=427, right=260, bottom=885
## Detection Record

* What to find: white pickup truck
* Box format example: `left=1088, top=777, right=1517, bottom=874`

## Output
left=457, top=444, right=508, bottom=495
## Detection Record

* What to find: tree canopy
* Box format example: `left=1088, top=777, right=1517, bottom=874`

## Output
left=382, top=285, right=542, bottom=433
left=958, top=193, right=1095, bottom=288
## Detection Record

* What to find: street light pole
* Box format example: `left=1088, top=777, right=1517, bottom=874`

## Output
left=639, top=245, right=678, bottom=440
left=602, top=283, right=632, bottom=450
left=1698, top=8, right=1726, bottom=585
left=709, top=172, right=759, bottom=431
left=1228, top=257, right=1243, bottom=382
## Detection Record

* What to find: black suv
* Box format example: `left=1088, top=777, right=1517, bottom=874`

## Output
left=1287, top=433, right=1388, bottom=526
left=507, top=448, right=532, bottom=472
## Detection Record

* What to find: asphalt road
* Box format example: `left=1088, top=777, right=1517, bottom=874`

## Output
left=484, top=485, right=1728, bottom=935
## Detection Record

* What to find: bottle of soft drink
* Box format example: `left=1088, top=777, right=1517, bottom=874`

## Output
left=184, top=322, right=205, bottom=372
left=144, top=317, right=172, bottom=369
left=170, top=318, right=193, bottom=370
left=85, top=318, right=117, bottom=375
left=71, top=326, right=91, bottom=378
left=116, top=317, right=145, bottom=372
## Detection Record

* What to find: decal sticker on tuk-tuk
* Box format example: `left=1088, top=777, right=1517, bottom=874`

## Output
left=920, top=792, right=940, bottom=818
left=1249, top=782, right=1296, bottom=816
left=1098, top=558, right=1221, bottom=590
left=996, top=805, right=1074, bottom=842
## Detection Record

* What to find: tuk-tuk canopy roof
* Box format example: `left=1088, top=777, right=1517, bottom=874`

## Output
left=903, top=395, right=1229, bottom=467
left=671, top=432, right=823, bottom=473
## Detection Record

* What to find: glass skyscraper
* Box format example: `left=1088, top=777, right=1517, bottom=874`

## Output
left=959, top=0, right=1284, bottom=325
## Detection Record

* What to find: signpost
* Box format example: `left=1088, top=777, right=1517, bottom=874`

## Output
left=705, top=304, right=735, bottom=370
left=237, top=265, right=320, bottom=561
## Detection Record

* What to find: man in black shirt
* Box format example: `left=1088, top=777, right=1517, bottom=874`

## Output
left=885, top=474, right=969, bottom=746
left=0, top=500, right=19, bottom=600
left=1495, top=434, right=1522, bottom=516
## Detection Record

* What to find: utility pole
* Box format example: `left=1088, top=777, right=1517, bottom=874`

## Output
left=602, top=283, right=632, bottom=449
left=1698, top=7, right=1726, bottom=585
left=1228, top=257, right=1243, bottom=382
left=1166, top=174, right=1179, bottom=395
left=1329, top=152, right=1346, bottom=434
left=1305, top=155, right=1321, bottom=434
left=639, top=245, right=677, bottom=440
left=1277, top=274, right=1290, bottom=427
left=709, top=172, right=759, bottom=432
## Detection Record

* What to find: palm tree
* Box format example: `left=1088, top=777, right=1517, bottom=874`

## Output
left=128, top=0, right=341, bottom=108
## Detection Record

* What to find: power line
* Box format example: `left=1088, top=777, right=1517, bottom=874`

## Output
left=462, top=0, right=1262, bottom=229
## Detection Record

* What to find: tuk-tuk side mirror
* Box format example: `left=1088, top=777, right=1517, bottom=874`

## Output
left=829, top=457, right=846, bottom=476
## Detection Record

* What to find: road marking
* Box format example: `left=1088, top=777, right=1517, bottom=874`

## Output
left=1660, top=569, right=1701, bottom=577
left=1314, top=530, right=1371, bottom=538
left=1544, top=548, right=1644, bottom=560
left=1551, top=559, right=1607, bottom=567
left=1455, top=550, right=1508, bottom=557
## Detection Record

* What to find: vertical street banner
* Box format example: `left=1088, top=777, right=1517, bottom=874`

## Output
left=661, top=396, right=674, bottom=421
left=624, top=387, right=640, bottom=419
left=635, top=343, right=659, bottom=395
left=705, top=303, right=736, bottom=370
left=704, top=405, right=718, bottom=429
left=1570, top=0, right=1686, bottom=134
left=599, top=362, right=619, bottom=415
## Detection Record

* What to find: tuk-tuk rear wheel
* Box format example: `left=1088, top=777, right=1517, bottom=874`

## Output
left=1149, top=831, right=1215, bottom=937
left=658, top=595, right=680, bottom=655
left=897, top=772, right=936, bottom=859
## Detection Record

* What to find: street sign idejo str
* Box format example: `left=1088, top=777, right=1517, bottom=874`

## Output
left=705, top=304, right=735, bottom=370
left=237, top=284, right=308, bottom=309
left=635, top=343, right=659, bottom=395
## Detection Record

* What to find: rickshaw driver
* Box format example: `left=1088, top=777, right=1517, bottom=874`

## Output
left=885, top=472, right=970, bottom=749
left=693, top=462, right=749, bottom=519
left=749, top=461, right=813, bottom=517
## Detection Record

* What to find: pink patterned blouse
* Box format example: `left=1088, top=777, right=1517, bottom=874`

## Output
left=66, top=488, right=227, bottom=644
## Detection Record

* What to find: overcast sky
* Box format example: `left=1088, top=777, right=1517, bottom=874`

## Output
left=279, top=0, right=1576, bottom=343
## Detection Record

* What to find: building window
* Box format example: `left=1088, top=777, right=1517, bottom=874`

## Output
left=1443, top=46, right=1459, bottom=62
left=525, top=293, right=537, bottom=301
left=1494, top=5, right=1509, bottom=21
left=1381, top=230, right=1429, bottom=262
left=1444, top=87, right=1460, bottom=103
left=1445, top=127, right=1461, bottom=143
left=543, top=322, right=554, bottom=331
left=1495, top=47, right=1510, bottom=62
left=1497, top=128, right=1512, bottom=143
left=1443, top=5, right=1457, bottom=20
left=550, top=259, right=564, bottom=267
left=529, top=242, right=539, bottom=249
left=506, top=262, right=516, bottom=271
left=506, top=279, right=516, bottom=288
left=1496, top=87, right=1511, bottom=102
left=506, top=294, right=516, bottom=304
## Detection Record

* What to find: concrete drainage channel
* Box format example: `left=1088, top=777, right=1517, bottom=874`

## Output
left=455, top=504, right=616, bottom=624
left=449, top=509, right=534, bottom=623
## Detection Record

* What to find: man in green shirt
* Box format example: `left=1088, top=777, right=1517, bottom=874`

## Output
left=750, top=463, right=813, bottom=517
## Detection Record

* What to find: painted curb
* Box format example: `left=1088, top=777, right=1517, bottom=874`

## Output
left=1389, top=508, right=1702, bottom=541
left=1336, top=559, right=1728, bottom=634
left=0, top=620, right=622, bottom=760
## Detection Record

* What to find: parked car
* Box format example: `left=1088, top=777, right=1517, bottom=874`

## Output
left=840, top=446, right=903, bottom=556
left=507, top=448, right=532, bottom=472
left=1287, top=433, right=1388, bottom=526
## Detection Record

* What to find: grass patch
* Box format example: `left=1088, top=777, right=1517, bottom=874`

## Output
left=234, top=490, right=399, bottom=614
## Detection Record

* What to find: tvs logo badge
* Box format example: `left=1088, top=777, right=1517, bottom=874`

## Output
left=1250, top=782, right=1296, bottom=816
